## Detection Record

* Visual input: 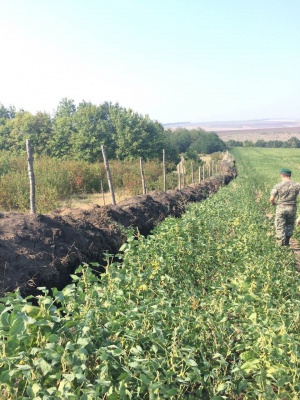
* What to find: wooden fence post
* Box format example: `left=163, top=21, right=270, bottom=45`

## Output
left=26, top=139, right=36, bottom=214
left=182, top=159, right=185, bottom=187
left=139, top=157, right=146, bottom=195
left=191, top=161, right=194, bottom=186
left=101, top=144, right=116, bottom=205
left=163, top=149, right=166, bottom=192
left=199, top=166, right=201, bottom=183
left=177, top=163, right=181, bottom=190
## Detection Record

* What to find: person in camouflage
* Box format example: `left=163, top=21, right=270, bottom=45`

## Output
left=270, top=168, right=300, bottom=246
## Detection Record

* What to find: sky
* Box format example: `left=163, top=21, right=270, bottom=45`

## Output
left=0, top=0, right=300, bottom=124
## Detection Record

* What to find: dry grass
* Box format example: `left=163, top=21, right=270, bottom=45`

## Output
left=59, top=189, right=132, bottom=210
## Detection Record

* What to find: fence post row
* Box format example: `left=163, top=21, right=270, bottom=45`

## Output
left=24, top=142, right=225, bottom=212
left=26, top=139, right=36, bottom=215
left=101, top=144, right=116, bottom=206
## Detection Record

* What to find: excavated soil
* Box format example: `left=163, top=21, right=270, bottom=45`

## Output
left=0, top=173, right=235, bottom=298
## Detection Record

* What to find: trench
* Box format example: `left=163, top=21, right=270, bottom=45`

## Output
left=0, top=171, right=237, bottom=298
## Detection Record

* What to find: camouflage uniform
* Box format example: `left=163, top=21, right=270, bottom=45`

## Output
left=270, top=180, right=300, bottom=241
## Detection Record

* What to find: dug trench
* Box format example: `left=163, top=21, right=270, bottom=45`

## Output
left=0, top=171, right=236, bottom=298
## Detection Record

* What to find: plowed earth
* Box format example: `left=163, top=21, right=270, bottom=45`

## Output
left=0, top=173, right=235, bottom=298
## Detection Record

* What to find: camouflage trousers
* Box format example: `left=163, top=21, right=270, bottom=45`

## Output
left=275, top=205, right=297, bottom=240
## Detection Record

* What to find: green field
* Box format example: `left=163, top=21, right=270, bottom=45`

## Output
left=1, top=148, right=300, bottom=399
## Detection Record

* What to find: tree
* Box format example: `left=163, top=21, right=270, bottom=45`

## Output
left=286, top=137, right=300, bottom=148
left=165, top=128, right=192, bottom=153
left=110, top=107, right=165, bottom=161
left=226, top=139, right=243, bottom=147
left=163, top=130, right=181, bottom=164
left=268, top=140, right=283, bottom=148
left=243, top=140, right=254, bottom=147
left=48, top=99, right=76, bottom=158
left=5, top=110, right=35, bottom=154
left=0, top=103, right=16, bottom=120
left=189, top=130, right=226, bottom=154
left=70, top=101, right=110, bottom=162
left=54, top=98, right=76, bottom=118
left=255, top=140, right=267, bottom=147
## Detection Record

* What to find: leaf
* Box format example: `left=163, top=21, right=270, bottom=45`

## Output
left=165, top=388, right=178, bottom=395
left=248, top=312, right=257, bottom=322
left=151, top=344, right=158, bottom=354
left=240, top=350, right=256, bottom=361
left=110, top=347, right=123, bottom=356
left=48, top=334, right=60, bottom=343
left=140, top=373, right=151, bottom=384
left=238, top=380, right=248, bottom=392
left=1, top=309, right=11, bottom=327
left=117, top=372, right=129, bottom=381
left=240, top=359, right=260, bottom=371
left=108, top=393, right=119, bottom=400
left=77, top=337, right=89, bottom=347
left=26, top=382, right=41, bottom=398
left=70, top=274, right=80, bottom=281
left=119, top=243, right=129, bottom=252
left=16, top=364, right=32, bottom=371
left=65, top=341, right=75, bottom=351
left=128, top=361, right=139, bottom=368
left=63, top=373, right=75, bottom=382
left=216, top=383, right=227, bottom=392
left=75, top=373, right=87, bottom=383
left=10, top=317, right=26, bottom=335
left=185, top=358, right=198, bottom=367
left=34, top=358, right=52, bottom=375
left=130, top=346, right=143, bottom=355
left=0, top=370, right=11, bottom=383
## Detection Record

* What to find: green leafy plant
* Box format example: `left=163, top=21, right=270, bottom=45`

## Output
left=1, top=148, right=300, bottom=398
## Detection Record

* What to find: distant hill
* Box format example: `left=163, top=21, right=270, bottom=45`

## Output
left=164, top=119, right=300, bottom=132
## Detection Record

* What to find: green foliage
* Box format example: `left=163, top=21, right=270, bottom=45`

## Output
left=110, top=107, right=165, bottom=161
left=0, top=100, right=168, bottom=163
left=2, top=148, right=300, bottom=398
left=165, top=128, right=227, bottom=156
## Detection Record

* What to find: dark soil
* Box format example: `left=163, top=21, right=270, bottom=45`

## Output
left=0, top=172, right=236, bottom=298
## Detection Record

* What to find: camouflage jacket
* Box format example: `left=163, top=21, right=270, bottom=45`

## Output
left=270, top=180, right=300, bottom=205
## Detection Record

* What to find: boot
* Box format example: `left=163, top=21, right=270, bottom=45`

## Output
left=284, top=236, right=291, bottom=246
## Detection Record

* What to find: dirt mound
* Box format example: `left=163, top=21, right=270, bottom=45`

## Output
left=0, top=172, right=235, bottom=297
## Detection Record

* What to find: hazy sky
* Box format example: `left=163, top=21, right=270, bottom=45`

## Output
left=0, top=0, right=300, bottom=123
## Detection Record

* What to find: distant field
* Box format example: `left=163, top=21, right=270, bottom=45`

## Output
left=216, top=126, right=300, bottom=142
left=164, top=119, right=300, bottom=142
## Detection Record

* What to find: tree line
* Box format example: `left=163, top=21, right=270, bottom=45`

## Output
left=226, top=137, right=300, bottom=148
left=164, top=127, right=226, bottom=160
left=0, top=99, right=227, bottom=163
